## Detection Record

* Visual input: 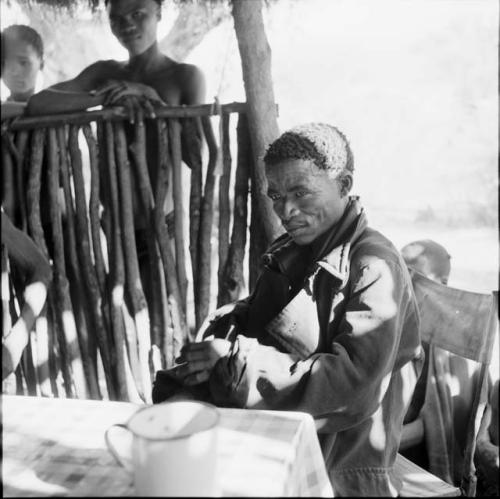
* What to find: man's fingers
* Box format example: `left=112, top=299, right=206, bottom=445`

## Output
left=106, top=87, right=127, bottom=104
left=119, top=97, right=134, bottom=123
left=91, top=81, right=120, bottom=96
left=134, top=103, right=145, bottom=123
left=141, top=98, right=156, bottom=119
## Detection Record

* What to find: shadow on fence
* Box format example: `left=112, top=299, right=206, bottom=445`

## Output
left=1, top=102, right=268, bottom=403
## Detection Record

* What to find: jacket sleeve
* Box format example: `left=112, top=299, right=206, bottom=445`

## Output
left=209, top=253, right=413, bottom=430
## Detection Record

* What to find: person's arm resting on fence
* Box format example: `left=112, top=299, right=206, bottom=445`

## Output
left=2, top=212, right=52, bottom=380
left=1, top=101, right=27, bottom=119
left=25, top=61, right=117, bottom=115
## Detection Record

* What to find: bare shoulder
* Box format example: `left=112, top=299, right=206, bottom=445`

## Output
left=153, top=59, right=206, bottom=104
left=80, top=59, right=126, bottom=79
left=157, top=59, right=203, bottom=82
left=171, top=62, right=206, bottom=104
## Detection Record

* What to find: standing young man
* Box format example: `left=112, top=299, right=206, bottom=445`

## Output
left=26, top=0, right=206, bottom=227
left=26, top=0, right=206, bottom=322
left=26, top=0, right=205, bottom=117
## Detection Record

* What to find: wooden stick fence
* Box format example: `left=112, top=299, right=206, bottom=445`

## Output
left=1, top=102, right=259, bottom=402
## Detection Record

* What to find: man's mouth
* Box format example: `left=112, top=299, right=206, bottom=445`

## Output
left=285, top=224, right=307, bottom=234
left=121, top=33, right=140, bottom=42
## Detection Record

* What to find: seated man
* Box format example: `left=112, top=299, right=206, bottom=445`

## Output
left=1, top=24, right=44, bottom=118
left=153, top=123, right=424, bottom=496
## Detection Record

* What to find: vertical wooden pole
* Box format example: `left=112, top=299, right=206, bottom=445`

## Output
left=195, top=116, right=218, bottom=330
left=169, top=119, right=188, bottom=314
left=232, top=0, right=281, bottom=243
left=47, top=127, right=87, bottom=398
left=1, top=137, right=16, bottom=221
left=25, top=128, right=53, bottom=397
left=69, top=125, right=116, bottom=400
left=14, top=130, right=29, bottom=232
left=57, top=126, right=100, bottom=399
left=217, top=112, right=232, bottom=307
left=128, top=111, right=163, bottom=374
left=114, top=121, right=152, bottom=403
left=104, top=121, right=142, bottom=403
left=186, top=117, right=203, bottom=311
left=81, top=125, right=107, bottom=297
left=155, top=119, right=189, bottom=365
left=219, top=112, right=250, bottom=305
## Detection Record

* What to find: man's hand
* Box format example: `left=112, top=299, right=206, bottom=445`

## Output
left=174, top=339, right=232, bottom=386
left=96, top=79, right=164, bottom=104
left=91, top=79, right=165, bottom=119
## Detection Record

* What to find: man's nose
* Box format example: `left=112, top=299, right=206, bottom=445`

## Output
left=8, top=62, right=23, bottom=76
left=119, top=16, right=136, bottom=31
left=276, top=198, right=298, bottom=221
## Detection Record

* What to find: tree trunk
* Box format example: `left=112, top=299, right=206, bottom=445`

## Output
left=232, top=0, right=282, bottom=244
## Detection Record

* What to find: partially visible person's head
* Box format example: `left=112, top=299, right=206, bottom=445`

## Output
left=264, top=123, right=354, bottom=245
left=106, top=0, right=162, bottom=56
left=1, top=24, right=44, bottom=101
left=401, top=239, right=451, bottom=285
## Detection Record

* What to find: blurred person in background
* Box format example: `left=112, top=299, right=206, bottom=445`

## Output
left=401, top=239, right=498, bottom=495
left=2, top=209, right=52, bottom=382
left=401, top=239, right=451, bottom=285
left=1, top=24, right=44, bottom=118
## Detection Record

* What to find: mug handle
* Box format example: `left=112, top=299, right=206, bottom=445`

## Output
left=104, top=423, right=134, bottom=474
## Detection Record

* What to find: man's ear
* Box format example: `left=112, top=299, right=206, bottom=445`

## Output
left=339, top=173, right=353, bottom=197
left=40, top=58, right=44, bottom=71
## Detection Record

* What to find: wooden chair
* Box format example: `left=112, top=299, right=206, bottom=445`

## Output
left=395, top=270, right=498, bottom=497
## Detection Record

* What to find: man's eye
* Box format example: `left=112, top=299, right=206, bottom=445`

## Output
left=132, top=11, right=144, bottom=19
left=295, top=190, right=307, bottom=198
left=268, top=193, right=280, bottom=201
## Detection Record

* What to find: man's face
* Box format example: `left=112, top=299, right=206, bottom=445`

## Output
left=2, top=40, right=42, bottom=98
left=266, top=159, right=349, bottom=245
left=108, top=0, right=160, bottom=56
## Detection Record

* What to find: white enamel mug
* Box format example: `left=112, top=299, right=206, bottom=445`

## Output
left=105, top=401, right=220, bottom=497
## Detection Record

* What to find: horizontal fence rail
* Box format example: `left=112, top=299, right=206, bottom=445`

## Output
left=1, top=102, right=263, bottom=403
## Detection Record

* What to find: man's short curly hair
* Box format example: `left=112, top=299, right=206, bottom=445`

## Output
left=1, top=25, right=44, bottom=71
left=264, top=123, right=354, bottom=177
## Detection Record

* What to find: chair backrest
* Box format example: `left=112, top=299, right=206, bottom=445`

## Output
left=410, top=269, right=498, bottom=496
